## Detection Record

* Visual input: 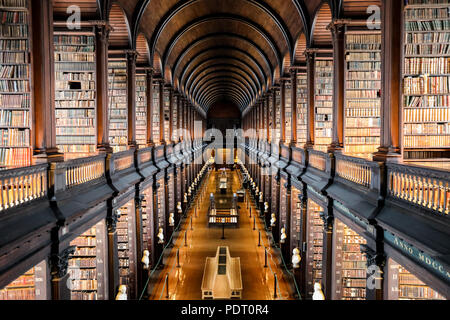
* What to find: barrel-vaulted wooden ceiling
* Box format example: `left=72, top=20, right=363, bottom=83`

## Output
left=53, top=0, right=382, bottom=115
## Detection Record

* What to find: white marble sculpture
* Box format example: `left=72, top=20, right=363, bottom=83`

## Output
left=292, top=248, right=301, bottom=269
left=270, top=213, right=276, bottom=227
left=312, top=283, right=325, bottom=300
left=157, top=227, right=164, bottom=244
left=280, top=227, right=287, bottom=243
left=115, top=285, right=127, bottom=300
left=141, top=250, right=150, bottom=270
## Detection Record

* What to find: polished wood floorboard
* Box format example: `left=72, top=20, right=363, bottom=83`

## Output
left=148, top=169, right=294, bottom=300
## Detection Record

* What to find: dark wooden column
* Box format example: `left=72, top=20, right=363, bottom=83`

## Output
left=31, top=0, right=63, bottom=162
left=305, top=50, right=316, bottom=149
left=321, top=212, right=334, bottom=300
left=373, top=0, right=402, bottom=162
left=50, top=247, right=74, bottom=300
left=272, top=87, right=277, bottom=143
left=328, top=21, right=346, bottom=153
left=94, top=22, right=113, bottom=153
left=280, top=80, right=286, bottom=144
left=290, top=69, right=298, bottom=146
left=126, top=50, right=137, bottom=149
left=284, top=182, right=292, bottom=263
left=106, top=211, right=120, bottom=300
left=168, top=87, right=174, bottom=144
left=176, top=93, right=181, bottom=142
left=159, top=80, right=165, bottom=145
left=146, top=69, right=154, bottom=146
left=361, top=245, right=386, bottom=300
left=266, top=93, right=270, bottom=143
left=299, top=194, right=308, bottom=298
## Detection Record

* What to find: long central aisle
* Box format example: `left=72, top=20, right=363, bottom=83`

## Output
left=147, top=168, right=294, bottom=300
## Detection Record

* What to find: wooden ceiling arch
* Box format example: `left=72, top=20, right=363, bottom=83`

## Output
left=161, top=15, right=282, bottom=76
left=205, top=93, right=246, bottom=110
left=108, top=3, right=132, bottom=49
left=136, top=33, right=150, bottom=65
left=191, top=72, right=257, bottom=103
left=197, top=81, right=251, bottom=106
left=294, top=32, right=308, bottom=64
left=54, top=0, right=340, bottom=113
left=185, top=62, right=261, bottom=96
left=194, top=77, right=253, bottom=106
left=311, top=1, right=333, bottom=48
left=202, top=88, right=248, bottom=109
left=179, top=51, right=267, bottom=94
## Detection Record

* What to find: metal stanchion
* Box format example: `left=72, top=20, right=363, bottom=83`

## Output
left=165, top=273, right=169, bottom=299
left=253, top=216, right=256, bottom=230
left=274, top=273, right=278, bottom=298
left=184, top=231, right=187, bottom=247
left=264, top=247, right=268, bottom=268
left=176, top=249, right=180, bottom=268
left=190, top=216, right=193, bottom=230
left=258, top=231, right=261, bottom=247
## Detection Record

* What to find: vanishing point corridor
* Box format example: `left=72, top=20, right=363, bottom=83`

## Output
left=147, top=169, right=294, bottom=300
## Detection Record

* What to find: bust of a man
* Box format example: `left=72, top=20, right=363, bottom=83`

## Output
left=292, top=248, right=301, bottom=269
left=280, top=228, right=287, bottom=243
left=157, top=228, right=164, bottom=244
left=169, top=213, right=175, bottom=227
left=184, top=193, right=188, bottom=203
left=115, top=285, right=127, bottom=300
left=141, top=250, right=150, bottom=270
left=177, top=202, right=182, bottom=213
left=264, top=202, right=269, bottom=212
left=313, top=283, right=325, bottom=300
left=270, top=213, right=276, bottom=227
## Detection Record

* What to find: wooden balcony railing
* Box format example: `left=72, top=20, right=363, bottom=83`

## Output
left=308, top=150, right=326, bottom=172
left=335, top=155, right=373, bottom=189
left=387, top=164, right=450, bottom=216
left=64, top=155, right=105, bottom=189
left=52, top=155, right=106, bottom=193
left=111, top=150, right=134, bottom=173
left=0, top=164, right=48, bottom=211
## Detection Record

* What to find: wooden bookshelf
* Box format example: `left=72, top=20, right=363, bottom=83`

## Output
left=306, top=199, right=324, bottom=298
left=290, top=187, right=301, bottom=250
left=333, top=219, right=367, bottom=300
left=136, top=71, right=147, bottom=148
left=0, top=0, right=32, bottom=168
left=268, top=93, right=274, bottom=142
left=163, top=87, right=170, bottom=142
left=108, top=55, right=128, bottom=153
left=172, top=94, right=178, bottom=141
left=117, top=200, right=137, bottom=298
left=284, top=81, right=292, bottom=144
left=54, top=31, right=97, bottom=159
left=344, top=30, right=381, bottom=159
left=0, top=260, right=47, bottom=300
left=68, top=220, right=107, bottom=300
left=275, top=88, right=281, bottom=141
left=314, top=58, right=333, bottom=152
left=142, top=187, right=153, bottom=253
left=152, top=81, right=160, bottom=144
left=157, top=178, right=166, bottom=232
left=402, top=0, right=450, bottom=161
left=296, top=72, right=308, bottom=145
left=387, top=258, right=445, bottom=300
left=167, top=172, right=174, bottom=224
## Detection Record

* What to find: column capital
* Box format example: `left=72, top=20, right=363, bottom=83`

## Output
left=360, top=244, right=386, bottom=268
left=51, top=246, right=76, bottom=279
left=320, top=211, right=334, bottom=232
left=107, top=209, right=121, bottom=233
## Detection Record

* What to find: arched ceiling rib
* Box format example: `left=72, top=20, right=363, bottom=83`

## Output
left=132, top=0, right=307, bottom=113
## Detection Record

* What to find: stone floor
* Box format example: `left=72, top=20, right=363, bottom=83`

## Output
left=148, top=168, right=294, bottom=300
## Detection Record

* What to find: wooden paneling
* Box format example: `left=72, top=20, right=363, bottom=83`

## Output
left=312, top=3, right=333, bottom=47
left=108, top=3, right=130, bottom=48
left=294, top=33, right=307, bottom=63
left=53, top=0, right=99, bottom=19
left=136, top=33, right=149, bottom=65
left=343, top=0, right=382, bottom=17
